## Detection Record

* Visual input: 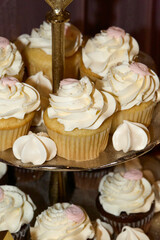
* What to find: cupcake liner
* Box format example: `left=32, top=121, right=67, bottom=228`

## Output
left=0, top=120, right=32, bottom=151
left=96, top=196, right=155, bottom=233
left=111, top=101, right=157, bottom=133
left=46, top=115, right=112, bottom=161
left=11, top=224, right=30, bottom=240
left=14, top=167, right=44, bottom=182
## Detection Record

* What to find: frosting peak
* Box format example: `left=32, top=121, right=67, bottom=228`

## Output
left=106, top=26, right=125, bottom=38
left=64, top=204, right=85, bottom=223
left=1, top=76, right=18, bottom=87
left=60, top=78, right=79, bottom=86
left=124, top=169, right=143, bottom=180
left=0, top=37, right=10, bottom=48
left=130, top=62, right=151, bottom=76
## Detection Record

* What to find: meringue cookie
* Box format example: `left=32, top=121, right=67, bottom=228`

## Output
left=13, top=131, right=57, bottom=165
left=112, top=120, right=150, bottom=153
left=116, top=226, right=150, bottom=240
left=94, top=219, right=113, bottom=240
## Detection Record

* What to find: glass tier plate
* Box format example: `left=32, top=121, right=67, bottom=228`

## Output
left=0, top=103, right=159, bottom=171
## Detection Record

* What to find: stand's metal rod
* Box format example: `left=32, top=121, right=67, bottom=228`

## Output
left=45, top=0, right=73, bottom=93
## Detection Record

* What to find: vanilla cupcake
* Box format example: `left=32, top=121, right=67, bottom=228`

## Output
left=96, top=62, right=160, bottom=132
left=0, top=185, right=36, bottom=239
left=0, top=37, right=24, bottom=81
left=43, top=76, right=116, bottom=161
left=80, top=26, right=139, bottom=82
left=25, top=71, right=52, bottom=126
left=16, top=21, right=83, bottom=81
left=116, top=226, right=150, bottom=240
left=96, top=170, right=155, bottom=233
left=0, top=77, right=40, bottom=151
left=31, top=202, right=95, bottom=240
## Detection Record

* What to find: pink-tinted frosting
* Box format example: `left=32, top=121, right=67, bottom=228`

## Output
left=130, top=62, right=151, bottom=76
left=1, top=77, right=19, bottom=87
left=106, top=26, right=126, bottom=38
left=64, top=204, right=85, bottom=223
left=0, top=37, right=10, bottom=48
left=0, top=187, right=4, bottom=202
left=124, top=169, right=143, bottom=180
left=60, top=78, right=79, bottom=86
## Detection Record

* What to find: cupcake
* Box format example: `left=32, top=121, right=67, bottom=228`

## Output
left=0, top=231, right=14, bottom=239
left=25, top=71, right=52, bottom=126
left=0, top=76, right=40, bottom=151
left=16, top=21, right=83, bottom=81
left=116, top=226, right=150, bottom=240
left=0, top=37, right=24, bottom=81
left=96, top=170, right=155, bottom=233
left=80, top=26, right=139, bottom=82
left=31, top=202, right=95, bottom=240
left=43, top=76, right=116, bottom=161
left=96, top=62, right=160, bottom=132
left=0, top=185, right=36, bottom=240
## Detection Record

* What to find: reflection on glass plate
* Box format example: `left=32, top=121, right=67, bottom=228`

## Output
left=0, top=103, right=159, bottom=171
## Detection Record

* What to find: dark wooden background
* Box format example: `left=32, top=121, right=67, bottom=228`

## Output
left=0, top=0, right=159, bottom=74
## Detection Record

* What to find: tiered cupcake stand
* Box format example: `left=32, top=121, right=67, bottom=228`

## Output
left=0, top=1, right=160, bottom=239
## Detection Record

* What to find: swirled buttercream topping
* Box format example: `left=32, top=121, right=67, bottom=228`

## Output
left=13, top=131, right=57, bottom=165
left=112, top=120, right=150, bottom=153
left=98, top=62, right=160, bottom=110
left=0, top=162, right=7, bottom=180
left=98, top=172, right=155, bottom=216
left=0, top=77, right=40, bottom=119
left=16, top=21, right=82, bottom=57
left=82, top=27, right=139, bottom=77
left=0, top=37, right=23, bottom=77
left=116, top=226, right=150, bottom=240
left=94, top=219, right=113, bottom=240
left=31, top=202, right=95, bottom=240
left=0, top=185, right=36, bottom=233
left=47, top=76, right=116, bottom=131
left=106, top=26, right=126, bottom=38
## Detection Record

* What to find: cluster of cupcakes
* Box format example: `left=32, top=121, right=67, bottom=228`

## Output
left=0, top=21, right=159, bottom=163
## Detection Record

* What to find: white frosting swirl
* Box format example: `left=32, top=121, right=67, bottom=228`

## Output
left=0, top=37, right=23, bottom=77
left=17, top=22, right=82, bottom=57
left=0, top=78, right=40, bottom=119
left=98, top=172, right=155, bottom=216
left=97, top=62, right=160, bottom=110
left=0, top=185, right=36, bottom=233
left=47, top=77, right=116, bottom=131
left=25, top=72, right=52, bottom=126
left=31, top=202, right=95, bottom=240
left=112, top=120, right=150, bottom=153
left=13, top=131, right=57, bottom=165
left=116, top=226, right=150, bottom=240
left=82, top=27, right=139, bottom=77
left=0, top=162, right=7, bottom=179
